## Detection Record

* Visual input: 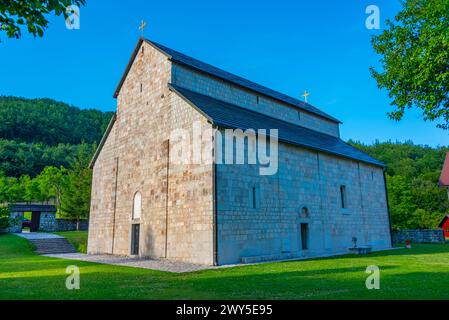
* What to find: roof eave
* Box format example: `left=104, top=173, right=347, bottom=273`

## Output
left=213, top=121, right=385, bottom=168
left=168, top=84, right=215, bottom=124
left=171, top=84, right=384, bottom=168
left=113, top=38, right=173, bottom=99
left=89, top=113, right=117, bottom=169
left=169, top=59, right=342, bottom=125
left=438, top=215, right=449, bottom=228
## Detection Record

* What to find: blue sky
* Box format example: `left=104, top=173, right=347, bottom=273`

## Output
left=0, top=0, right=447, bottom=146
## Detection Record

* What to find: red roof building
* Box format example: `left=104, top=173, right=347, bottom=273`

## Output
left=438, top=215, right=449, bottom=238
left=439, top=153, right=449, bottom=187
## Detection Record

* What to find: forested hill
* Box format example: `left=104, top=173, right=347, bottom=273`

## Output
left=0, top=95, right=447, bottom=230
left=0, top=96, right=113, bottom=177
left=0, top=96, right=113, bottom=145
left=349, top=140, right=449, bottom=230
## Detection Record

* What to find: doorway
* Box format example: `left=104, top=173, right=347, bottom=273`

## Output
left=30, top=212, right=41, bottom=232
left=131, top=224, right=140, bottom=256
left=300, top=223, right=309, bottom=251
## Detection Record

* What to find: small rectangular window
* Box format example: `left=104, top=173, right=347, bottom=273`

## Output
left=340, top=185, right=347, bottom=209
left=256, top=96, right=259, bottom=104
left=140, top=83, right=143, bottom=93
left=298, top=111, right=301, bottom=120
left=252, top=187, right=257, bottom=209
left=300, top=223, right=309, bottom=250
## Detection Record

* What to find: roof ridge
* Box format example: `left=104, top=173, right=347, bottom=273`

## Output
left=170, top=84, right=384, bottom=167
left=170, top=83, right=339, bottom=139
left=145, top=38, right=341, bottom=124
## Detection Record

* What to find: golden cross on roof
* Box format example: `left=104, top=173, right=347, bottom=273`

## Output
left=302, top=90, right=310, bottom=103
left=139, top=20, right=147, bottom=37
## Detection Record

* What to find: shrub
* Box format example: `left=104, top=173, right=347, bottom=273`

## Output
left=0, top=206, right=11, bottom=231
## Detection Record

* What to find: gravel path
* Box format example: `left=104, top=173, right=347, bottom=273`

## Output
left=44, top=253, right=216, bottom=273
left=15, top=232, right=64, bottom=240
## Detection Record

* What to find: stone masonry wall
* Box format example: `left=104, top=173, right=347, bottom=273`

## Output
left=39, top=213, right=88, bottom=232
left=88, top=121, right=117, bottom=254
left=89, top=39, right=390, bottom=266
left=172, top=64, right=340, bottom=137
left=392, top=230, right=445, bottom=244
left=216, top=134, right=391, bottom=265
left=89, top=41, right=214, bottom=265
left=3, top=212, right=23, bottom=233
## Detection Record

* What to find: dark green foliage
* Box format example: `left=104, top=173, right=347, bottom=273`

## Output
left=0, top=0, right=86, bottom=40
left=0, top=96, right=106, bottom=224
left=0, top=206, right=10, bottom=230
left=0, top=143, right=95, bottom=224
left=350, top=140, right=449, bottom=229
left=0, top=139, right=92, bottom=178
left=370, top=0, right=449, bottom=129
left=0, top=96, right=113, bottom=145
left=58, top=143, right=94, bottom=227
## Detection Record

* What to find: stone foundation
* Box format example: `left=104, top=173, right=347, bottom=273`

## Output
left=392, top=229, right=445, bottom=244
left=39, top=213, right=88, bottom=232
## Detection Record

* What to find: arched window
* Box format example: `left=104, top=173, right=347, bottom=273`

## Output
left=133, top=192, right=142, bottom=220
left=300, top=207, right=310, bottom=219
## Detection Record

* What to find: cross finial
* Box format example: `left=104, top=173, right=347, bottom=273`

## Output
left=302, top=90, right=310, bottom=103
left=139, top=20, right=147, bottom=37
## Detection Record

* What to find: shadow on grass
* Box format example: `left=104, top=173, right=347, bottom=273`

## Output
left=0, top=266, right=398, bottom=300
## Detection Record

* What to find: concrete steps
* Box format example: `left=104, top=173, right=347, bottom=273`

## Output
left=29, top=238, right=77, bottom=254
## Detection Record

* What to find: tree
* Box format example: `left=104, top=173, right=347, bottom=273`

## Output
left=0, top=206, right=11, bottom=231
left=0, top=0, right=86, bottom=40
left=350, top=140, right=449, bottom=230
left=59, top=144, right=93, bottom=230
left=370, top=0, right=449, bottom=129
left=35, top=166, right=66, bottom=205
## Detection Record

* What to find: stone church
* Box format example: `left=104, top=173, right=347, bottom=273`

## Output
left=88, top=38, right=392, bottom=265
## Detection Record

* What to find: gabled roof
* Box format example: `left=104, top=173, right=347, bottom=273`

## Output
left=9, top=204, right=56, bottom=213
left=170, top=84, right=385, bottom=168
left=439, top=153, right=449, bottom=187
left=114, top=38, right=341, bottom=124
left=438, top=215, right=449, bottom=228
left=89, top=113, right=117, bottom=169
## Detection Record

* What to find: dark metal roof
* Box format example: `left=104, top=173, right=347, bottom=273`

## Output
left=148, top=40, right=341, bottom=124
left=439, top=153, right=449, bottom=187
left=113, top=38, right=340, bottom=123
left=9, top=204, right=57, bottom=212
left=170, top=85, right=385, bottom=167
left=438, top=215, right=449, bottom=228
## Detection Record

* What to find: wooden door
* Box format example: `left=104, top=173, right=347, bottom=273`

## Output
left=30, top=212, right=41, bottom=232
left=131, top=224, right=140, bottom=255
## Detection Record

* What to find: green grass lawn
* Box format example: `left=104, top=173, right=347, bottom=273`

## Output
left=52, top=231, right=88, bottom=253
left=1, top=233, right=449, bottom=300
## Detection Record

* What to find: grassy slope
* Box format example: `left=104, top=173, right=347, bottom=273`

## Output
left=53, top=231, right=88, bottom=253
left=1, top=233, right=449, bottom=300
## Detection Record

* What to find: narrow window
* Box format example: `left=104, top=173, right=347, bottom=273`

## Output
left=133, top=192, right=142, bottom=219
left=131, top=224, right=140, bottom=255
left=340, top=185, right=347, bottom=209
left=256, top=96, right=260, bottom=104
left=141, top=46, right=145, bottom=56
left=301, top=207, right=309, bottom=218
left=298, top=111, right=301, bottom=120
left=371, top=171, right=374, bottom=180
left=300, top=223, right=309, bottom=250
left=140, top=83, right=143, bottom=93
left=252, top=187, right=257, bottom=209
